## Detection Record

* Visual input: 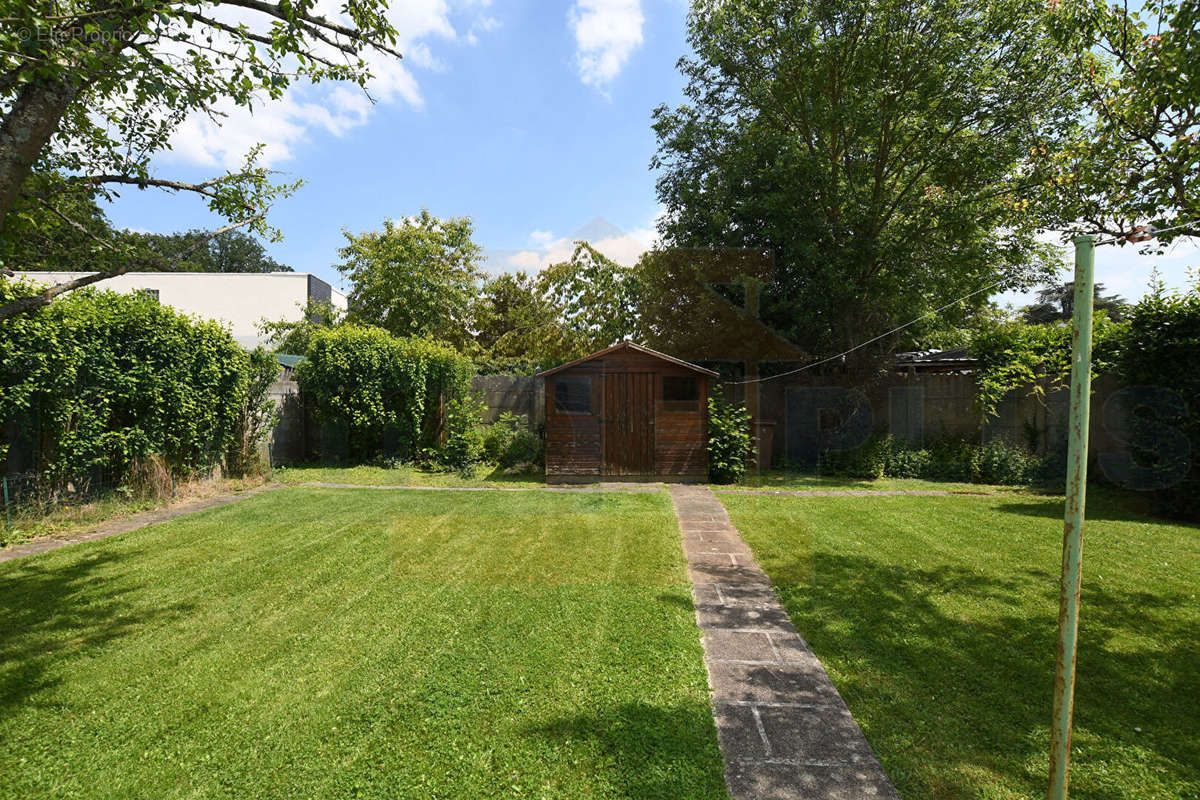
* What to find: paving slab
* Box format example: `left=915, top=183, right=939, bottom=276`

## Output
left=668, top=485, right=899, bottom=800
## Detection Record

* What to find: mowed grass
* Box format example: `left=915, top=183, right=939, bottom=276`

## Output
left=0, top=488, right=727, bottom=799
left=721, top=489, right=1200, bottom=800
left=724, top=468, right=1025, bottom=495
left=273, top=464, right=546, bottom=489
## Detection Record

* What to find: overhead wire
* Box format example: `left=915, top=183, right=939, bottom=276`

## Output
left=725, top=219, right=1200, bottom=386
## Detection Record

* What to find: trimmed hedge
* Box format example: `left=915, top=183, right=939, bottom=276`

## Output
left=1, top=282, right=250, bottom=485
left=296, top=326, right=473, bottom=461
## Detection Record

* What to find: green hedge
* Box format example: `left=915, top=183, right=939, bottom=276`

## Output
left=1, top=282, right=250, bottom=485
left=296, top=326, right=473, bottom=461
left=1114, top=287, right=1200, bottom=519
left=821, top=434, right=1044, bottom=485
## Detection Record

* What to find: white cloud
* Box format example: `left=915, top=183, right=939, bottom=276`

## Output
left=569, top=0, right=644, bottom=91
left=528, top=230, right=556, bottom=247
left=161, top=0, right=491, bottom=169
left=506, top=213, right=661, bottom=271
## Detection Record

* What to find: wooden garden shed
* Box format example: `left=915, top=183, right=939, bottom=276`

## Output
left=537, top=341, right=718, bottom=482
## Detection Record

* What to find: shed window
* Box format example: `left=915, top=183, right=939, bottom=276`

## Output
left=662, top=376, right=699, bottom=412
left=554, top=376, right=592, bottom=413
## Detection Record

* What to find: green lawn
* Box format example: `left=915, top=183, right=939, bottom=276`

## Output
left=273, top=463, right=547, bottom=489
left=724, top=468, right=1028, bottom=494
left=721, top=488, right=1200, bottom=800
left=0, top=487, right=726, bottom=799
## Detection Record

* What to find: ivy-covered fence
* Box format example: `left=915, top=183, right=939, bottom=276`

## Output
left=971, top=285, right=1200, bottom=519
left=1, top=282, right=255, bottom=488
left=295, top=326, right=473, bottom=462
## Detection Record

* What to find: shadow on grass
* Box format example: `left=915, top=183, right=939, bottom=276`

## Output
left=524, top=701, right=728, bottom=799
left=656, top=592, right=696, bottom=612
left=0, top=550, right=193, bottom=711
left=480, top=465, right=546, bottom=484
left=770, top=552, right=1199, bottom=799
left=992, top=487, right=1198, bottom=528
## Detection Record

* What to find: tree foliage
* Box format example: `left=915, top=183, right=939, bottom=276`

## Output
left=258, top=298, right=345, bottom=354
left=1113, top=281, right=1200, bottom=519
left=1041, top=0, right=1200, bottom=241
left=652, top=0, right=1079, bottom=359
left=477, top=243, right=641, bottom=365
left=129, top=229, right=290, bottom=273
left=338, top=211, right=484, bottom=350
left=971, top=313, right=1126, bottom=419
left=1022, top=280, right=1128, bottom=324
left=0, top=171, right=127, bottom=272
left=226, top=347, right=281, bottom=477
left=0, top=0, right=402, bottom=319
left=706, top=396, right=753, bottom=484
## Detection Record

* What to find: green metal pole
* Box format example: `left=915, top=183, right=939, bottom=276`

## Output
left=1047, top=234, right=1097, bottom=800
left=2, top=476, right=10, bottom=532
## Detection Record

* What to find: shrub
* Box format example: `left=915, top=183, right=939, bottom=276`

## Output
left=296, top=326, right=472, bottom=461
left=820, top=433, right=1042, bottom=486
left=442, top=393, right=486, bottom=470
left=972, top=437, right=1041, bottom=485
left=0, top=282, right=249, bottom=486
left=886, top=444, right=932, bottom=479
left=482, top=412, right=543, bottom=468
left=226, top=347, right=280, bottom=477
left=820, top=433, right=891, bottom=479
left=707, top=397, right=753, bottom=483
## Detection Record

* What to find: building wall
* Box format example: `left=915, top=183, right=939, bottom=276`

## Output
left=13, top=271, right=347, bottom=348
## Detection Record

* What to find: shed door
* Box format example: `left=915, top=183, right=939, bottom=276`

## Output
left=603, top=372, right=654, bottom=475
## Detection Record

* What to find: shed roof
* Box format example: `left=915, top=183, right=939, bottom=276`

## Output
left=535, top=341, right=720, bottom=379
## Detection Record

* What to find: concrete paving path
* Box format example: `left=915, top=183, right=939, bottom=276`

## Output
left=669, top=485, right=899, bottom=800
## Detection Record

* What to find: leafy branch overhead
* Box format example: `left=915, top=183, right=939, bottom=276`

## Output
left=1040, top=0, right=1200, bottom=242
left=0, top=0, right=404, bottom=320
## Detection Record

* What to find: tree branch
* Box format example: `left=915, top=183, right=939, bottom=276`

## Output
left=216, top=0, right=404, bottom=60
left=0, top=212, right=266, bottom=322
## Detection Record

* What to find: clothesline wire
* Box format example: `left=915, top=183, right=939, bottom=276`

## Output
left=725, top=220, right=1200, bottom=387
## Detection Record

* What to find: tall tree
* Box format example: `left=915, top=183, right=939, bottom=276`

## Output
left=1022, top=280, right=1128, bottom=324
left=337, top=211, right=484, bottom=350
left=538, top=242, right=641, bottom=355
left=651, top=0, right=1079, bottom=359
left=472, top=271, right=559, bottom=356
left=0, top=0, right=402, bottom=321
left=473, top=243, right=642, bottom=365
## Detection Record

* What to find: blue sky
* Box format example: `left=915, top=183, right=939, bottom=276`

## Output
left=103, top=0, right=1195, bottom=310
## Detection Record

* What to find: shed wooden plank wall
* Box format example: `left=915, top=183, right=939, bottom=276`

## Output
left=545, top=366, right=602, bottom=476
left=543, top=348, right=709, bottom=481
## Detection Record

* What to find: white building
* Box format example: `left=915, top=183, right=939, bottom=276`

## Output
left=13, top=271, right=347, bottom=349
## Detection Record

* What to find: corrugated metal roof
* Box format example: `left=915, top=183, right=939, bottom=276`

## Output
left=275, top=353, right=306, bottom=368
